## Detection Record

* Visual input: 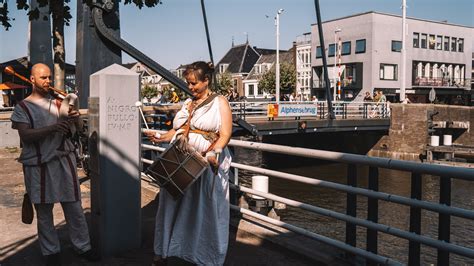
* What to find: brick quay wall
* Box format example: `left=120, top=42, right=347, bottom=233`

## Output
left=368, top=104, right=473, bottom=161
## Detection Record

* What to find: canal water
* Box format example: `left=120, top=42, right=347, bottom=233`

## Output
left=233, top=147, right=474, bottom=265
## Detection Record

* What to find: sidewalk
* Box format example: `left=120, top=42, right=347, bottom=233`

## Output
left=0, top=148, right=319, bottom=266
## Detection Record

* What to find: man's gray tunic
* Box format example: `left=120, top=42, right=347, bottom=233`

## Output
left=11, top=97, right=80, bottom=204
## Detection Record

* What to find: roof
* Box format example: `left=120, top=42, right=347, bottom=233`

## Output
left=217, top=43, right=262, bottom=74
left=254, top=48, right=286, bottom=56
left=245, top=50, right=294, bottom=80
left=311, top=11, right=474, bottom=29
left=0, top=57, right=75, bottom=86
left=0, top=57, right=30, bottom=71
left=122, top=62, right=136, bottom=69
left=123, top=62, right=160, bottom=76
left=0, top=82, right=29, bottom=90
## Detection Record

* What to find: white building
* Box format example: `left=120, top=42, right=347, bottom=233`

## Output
left=124, top=62, right=163, bottom=90
left=311, top=11, right=473, bottom=103
left=295, top=33, right=312, bottom=100
left=242, top=50, right=294, bottom=100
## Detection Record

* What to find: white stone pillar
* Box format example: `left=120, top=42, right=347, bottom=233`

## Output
left=433, top=64, right=438, bottom=79
left=454, top=65, right=460, bottom=83
left=88, top=64, right=141, bottom=256
left=424, top=63, right=430, bottom=78
left=417, top=62, right=423, bottom=78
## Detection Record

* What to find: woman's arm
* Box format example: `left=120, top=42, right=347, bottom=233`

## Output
left=144, top=129, right=176, bottom=143
left=214, top=96, right=233, bottom=149
left=206, top=96, right=233, bottom=166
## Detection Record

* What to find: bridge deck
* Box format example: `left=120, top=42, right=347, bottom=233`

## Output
left=243, top=116, right=390, bottom=135
left=0, top=148, right=344, bottom=265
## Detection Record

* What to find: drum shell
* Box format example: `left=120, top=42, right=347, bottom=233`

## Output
left=146, top=139, right=209, bottom=199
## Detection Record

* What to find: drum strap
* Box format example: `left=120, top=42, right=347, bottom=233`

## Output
left=182, top=93, right=220, bottom=154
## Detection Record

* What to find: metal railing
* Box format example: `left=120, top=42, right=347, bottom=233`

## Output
left=229, top=101, right=390, bottom=120
left=413, top=77, right=471, bottom=87
left=140, top=137, right=474, bottom=265
left=0, top=107, right=15, bottom=112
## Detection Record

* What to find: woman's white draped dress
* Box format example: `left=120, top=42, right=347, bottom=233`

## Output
left=154, top=96, right=232, bottom=266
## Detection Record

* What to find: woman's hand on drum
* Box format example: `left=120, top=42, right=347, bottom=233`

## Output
left=206, top=152, right=218, bottom=168
left=206, top=148, right=222, bottom=173
left=144, top=130, right=163, bottom=143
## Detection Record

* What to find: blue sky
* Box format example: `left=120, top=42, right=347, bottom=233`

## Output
left=1, top=0, right=473, bottom=69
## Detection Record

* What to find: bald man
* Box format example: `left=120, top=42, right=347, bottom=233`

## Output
left=11, top=63, right=96, bottom=265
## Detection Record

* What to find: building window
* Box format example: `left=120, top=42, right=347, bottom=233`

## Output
left=451, top=37, right=457, bottom=52
left=344, top=65, right=356, bottom=83
left=258, top=86, right=263, bottom=95
left=436, top=36, right=443, bottom=50
left=444, top=36, right=450, bottom=51
left=265, top=64, right=271, bottom=72
left=233, top=79, right=238, bottom=89
left=254, top=64, right=260, bottom=74
left=248, top=84, right=255, bottom=95
left=328, top=44, right=336, bottom=57
left=341, top=41, right=351, bottom=55
left=380, top=64, right=398, bottom=80
left=355, top=39, right=366, bottom=53
left=391, top=40, right=402, bottom=52
left=458, top=38, right=464, bottom=52
left=413, top=33, right=419, bottom=48
left=429, top=35, right=436, bottom=49
left=316, top=46, right=322, bottom=58
left=421, top=34, right=427, bottom=48
left=219, top=64, right=229, bottom=73
left=177, top=69, right=184, bottom=79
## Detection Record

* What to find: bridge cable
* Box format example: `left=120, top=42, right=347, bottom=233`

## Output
left=199, top=0, right=218, bottom=91
left=198, top=0, right=257, bottom=135
left=313, top=0, right=336, bottom=119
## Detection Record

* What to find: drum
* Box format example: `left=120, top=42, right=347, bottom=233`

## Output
left=146, top=137, right=209, bottom=199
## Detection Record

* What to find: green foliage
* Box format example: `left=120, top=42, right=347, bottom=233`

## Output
left=141, top=85, right=158, bottom=100
left=1, top=0, right=162, bottom=30
left=124, top=0, right=162, bottom=8
left=258, top=62, right=296, bottom=95
left=162, top=85, right=188, bottom=102
left=216, top=71, right=232, bottom=94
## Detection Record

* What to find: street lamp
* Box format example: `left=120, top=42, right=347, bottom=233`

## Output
left=333, top=28, right=341, bottom=101
left=400, top=0, right=407, bottom=102
left=275, top=8, right=284, bottom=104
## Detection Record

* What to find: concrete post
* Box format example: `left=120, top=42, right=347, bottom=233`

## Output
left=76, top=1, right=122, bottom=108
left=88, top=64, right=141, bottom=256
left=28, top=0, right=53, bottom=69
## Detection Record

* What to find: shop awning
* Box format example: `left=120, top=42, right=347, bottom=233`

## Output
left=0, top=82, right=29, bottom=91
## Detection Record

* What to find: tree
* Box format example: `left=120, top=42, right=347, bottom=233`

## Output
left=141, top=85, right=158, bottom=101
left=216, top=71, right=232, bottom=94
left=0, top=0, right=162, bottom=90
left=162, top=84, right=187, bottom=103
left=258, top=62, right=296, bottom=95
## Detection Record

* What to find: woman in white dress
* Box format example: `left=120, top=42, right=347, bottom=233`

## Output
left=145, top=61, right=233, bottom=266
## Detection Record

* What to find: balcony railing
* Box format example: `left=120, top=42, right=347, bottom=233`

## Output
left=413, top=77, right=471, bottom=88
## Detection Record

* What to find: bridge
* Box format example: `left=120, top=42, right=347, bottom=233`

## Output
left=141, top=137, right=473, bottom=265
left=2, top=133, right=473, bottom=265
left=2, top=1, right=472, bottom=264
left=143, top=101, right=391, bottom=136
